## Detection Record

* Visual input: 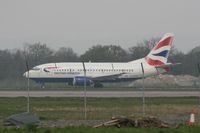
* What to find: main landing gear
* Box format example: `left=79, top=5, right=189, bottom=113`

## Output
left=94, top=82, right=103, bottom=88
left=38, top=82, right=45, bottom=89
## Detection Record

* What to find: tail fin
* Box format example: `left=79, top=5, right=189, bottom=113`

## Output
left=146, top=33, right=174, bottom=66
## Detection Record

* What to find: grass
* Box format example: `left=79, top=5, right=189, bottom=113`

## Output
left=0, top=97, right=200, bottom=132
left=0, top=97, right=199, bottom=121
left=1, top=126, right=200, bottom=133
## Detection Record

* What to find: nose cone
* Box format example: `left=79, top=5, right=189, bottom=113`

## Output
left=23, top=71, right=28, bottom=78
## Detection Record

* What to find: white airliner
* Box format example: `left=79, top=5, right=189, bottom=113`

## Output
left=24, top=33, right=176, bottom=87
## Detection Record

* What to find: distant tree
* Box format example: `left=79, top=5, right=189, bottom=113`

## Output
left=168, top=47, right=185, bottom=75
left=80, top=45, right=129, bottom=62
left=11, top=49, right=27, bottom=77
left=183, top=46, right=200, bottom=76
left=23, top=42, right=54, bottom=67
left=54, top=47, right=79, bottom=62
left=0, top=50, right=13, bottom=79
left=129, top=37, right=160, bottom=60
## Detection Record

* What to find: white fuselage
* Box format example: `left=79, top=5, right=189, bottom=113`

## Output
left=23, top=33, right=174, bottom=87
left=25, top=58, right=165, bottom=84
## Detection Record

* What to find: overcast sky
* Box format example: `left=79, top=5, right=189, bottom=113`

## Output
left=0, top=0, right=199, bottom=54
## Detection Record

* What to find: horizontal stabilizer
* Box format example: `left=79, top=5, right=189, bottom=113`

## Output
left=92, top=73, right=125, bottom=81
left=155, top=63, right=181, bottom=69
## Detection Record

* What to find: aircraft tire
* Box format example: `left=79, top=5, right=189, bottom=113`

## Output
left=94, top=82, right=103, bottom=88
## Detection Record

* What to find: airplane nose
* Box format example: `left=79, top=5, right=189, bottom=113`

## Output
left=23, top=72, right=26, bottom=77
left=23, top=72, right=28, bottom=77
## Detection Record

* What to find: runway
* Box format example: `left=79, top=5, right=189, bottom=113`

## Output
left=0, top=90, right=200, bottom=97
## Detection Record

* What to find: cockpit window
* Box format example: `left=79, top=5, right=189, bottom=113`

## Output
left=32, top=67, right=40, bottom=71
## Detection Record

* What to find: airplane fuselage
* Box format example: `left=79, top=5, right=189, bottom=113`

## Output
left=25, top=58, right=165, bottom=86
left=23, top=33, right=174, bottom=87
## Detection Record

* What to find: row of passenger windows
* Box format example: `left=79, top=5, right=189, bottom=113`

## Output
left=54, top=69, right=134, bottom=72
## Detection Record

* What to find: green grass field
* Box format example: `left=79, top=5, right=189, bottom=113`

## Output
left=1, top=126, right=200, bottom=133
left=0, top=97, right=198, bottom=120
left=0, top=97, right=200, bottom=132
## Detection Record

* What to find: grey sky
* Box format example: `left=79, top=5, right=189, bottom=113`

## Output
left=0, top=0, right=199, bottom=54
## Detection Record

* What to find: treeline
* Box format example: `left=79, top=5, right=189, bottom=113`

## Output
left=0, top=38, right=200, bottom=80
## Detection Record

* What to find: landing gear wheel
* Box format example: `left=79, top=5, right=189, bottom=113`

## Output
left=39, top=82, right=45, bottom=89
left=94, top=82, right=103, bottom=88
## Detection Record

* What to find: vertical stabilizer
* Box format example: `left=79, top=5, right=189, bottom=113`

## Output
left=146, top=33, right=174, bottom=66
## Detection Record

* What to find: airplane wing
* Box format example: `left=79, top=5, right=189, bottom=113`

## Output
left=92, top=73, right=125, bottom=81
left=155, top=62, right=181, bottom=72
left=155, top=63, right=181, bottom=68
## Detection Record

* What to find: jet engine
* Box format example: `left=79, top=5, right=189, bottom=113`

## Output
left=73, top=76, right=93, bottom=86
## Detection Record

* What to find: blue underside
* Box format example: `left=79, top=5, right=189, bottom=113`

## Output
left=30, top=77, right=141, bottom=83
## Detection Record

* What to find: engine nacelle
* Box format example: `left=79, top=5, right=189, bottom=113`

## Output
left=73, top=76, right=93, bottom=86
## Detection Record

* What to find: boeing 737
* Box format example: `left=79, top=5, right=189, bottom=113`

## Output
left=24, top=33, right=176, bottom=88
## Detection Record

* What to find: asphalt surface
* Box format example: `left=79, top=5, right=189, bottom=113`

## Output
left=0, top=90, right=200, bottom=97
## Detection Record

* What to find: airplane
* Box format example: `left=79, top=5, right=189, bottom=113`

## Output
left=24, top=33, right=177, bottom=88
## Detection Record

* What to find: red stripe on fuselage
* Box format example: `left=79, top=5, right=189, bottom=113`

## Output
left=154, top=37, right=173, bottom=50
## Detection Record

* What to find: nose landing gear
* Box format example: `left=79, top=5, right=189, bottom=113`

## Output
left=38, top=82, right=45, bottom=89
